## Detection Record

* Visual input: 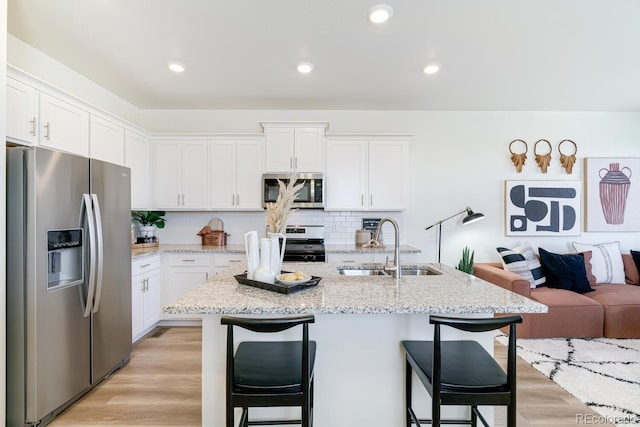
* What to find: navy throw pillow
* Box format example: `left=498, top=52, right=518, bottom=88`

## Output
left=632, top=250, right=640, bottom=280
left=538, top=248, right=594, bottom=294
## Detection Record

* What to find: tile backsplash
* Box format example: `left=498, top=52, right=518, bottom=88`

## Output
left=152, top=210, right=403, bottom=245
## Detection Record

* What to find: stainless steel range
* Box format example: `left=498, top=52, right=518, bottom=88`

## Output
left=283, top=225, right=326, bottom=262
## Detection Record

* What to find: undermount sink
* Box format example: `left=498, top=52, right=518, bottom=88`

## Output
left=399, top=267, right=442, bottom=276
left=337, top=266, right=443, bottom=276
left=338, top=269, right=389, bottom=276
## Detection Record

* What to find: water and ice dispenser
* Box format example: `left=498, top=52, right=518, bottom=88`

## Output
left=47, top=229, right=84, bottom=290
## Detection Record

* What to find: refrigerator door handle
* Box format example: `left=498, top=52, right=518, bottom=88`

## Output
left=81, top=193, right=97, bottom=317
left=91, top=193, right=105, bottom=313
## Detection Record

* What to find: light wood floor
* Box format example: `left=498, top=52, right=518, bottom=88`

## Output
left=49, top=327, right=613, bottom=426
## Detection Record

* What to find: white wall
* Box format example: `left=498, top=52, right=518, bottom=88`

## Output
left=142, top=109, right=640, bottom=265
left=7, top=34, right=142, bottom=125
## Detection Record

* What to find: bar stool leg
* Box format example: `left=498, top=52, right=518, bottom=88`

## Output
left=471, top=405, right=477, bottom=426
left=405, top=358, right=412, bottom=427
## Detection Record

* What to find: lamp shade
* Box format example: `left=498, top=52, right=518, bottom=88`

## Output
left=462, top=207, right=485, bottom=225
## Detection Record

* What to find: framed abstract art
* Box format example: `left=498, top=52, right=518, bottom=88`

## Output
left=505, top=180, right=581, bottom=236
left=585, top=157, right=640, bottom=232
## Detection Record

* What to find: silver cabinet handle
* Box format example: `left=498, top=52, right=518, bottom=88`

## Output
left=181, top=194, right=185, bottom=206
left=361, top=194, right=364, bottom=206
left=229, top=259, right=242, bottom=263
left=206, top=272, right=209, bottom=280
left=141, top=279, right=145, bottom=292
left=232, top=194, right=235, bottom=205
left=177, top=194, right=180, bottom=205
left=236, top=194, right=240, bottom=205
left=290, top=157, right=293, bottom=169
left=140, top=263, right=151, bottom=268
left=30, top=118, right=36, bottom=136
left=181, top=259, right=196, bottom=262
left=370, top=194, right=373, bottom=206
left=44, top=122, right=51, bottom=140
left=294, top=157, right=298, bottom=169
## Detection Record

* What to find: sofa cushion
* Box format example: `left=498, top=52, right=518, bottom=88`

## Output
left=539, top=248, right=593, bottom=294
left=630, top=251, right=640, bottom=285
left=496, top=243, right=545, bottom=288
left=572, top=241, right=625, bottom=284
left=529, top=287, right=603, bottom=338
left=588, top=284, right=640, bottom=338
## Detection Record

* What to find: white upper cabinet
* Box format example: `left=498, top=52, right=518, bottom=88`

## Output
left=39, top=92, right=90, bottom=157
left=125, top=130, right=151, bottom=210
left=325, top=136, right=410, bottom=211
left=209, top=137, right=264, bottom=210
left=368, top=140, right=409, bottom=210
left=262, top=122, right=328, bottom=173
left=6, top=77, right=38, bottom=145
left=325, top=140, right=368, bottom=209
left=89, top=115, right=125, bottom=165
left=152, top=139, right=209, bottom=209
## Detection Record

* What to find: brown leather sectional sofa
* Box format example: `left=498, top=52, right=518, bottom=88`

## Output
left=474, top=254, right=640, bottom=338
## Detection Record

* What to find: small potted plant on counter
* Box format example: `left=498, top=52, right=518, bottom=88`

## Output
left=131, top=210, right=166, bottom=243
left=455, top=246, right=475, bottom=275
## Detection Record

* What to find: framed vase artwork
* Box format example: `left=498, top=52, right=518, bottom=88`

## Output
left=585, top=157, right=640, bottom=232
left=505, top=180, right=581, bottom=236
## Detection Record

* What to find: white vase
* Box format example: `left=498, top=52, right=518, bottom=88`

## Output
left=254, top=238, right=276, bottom=284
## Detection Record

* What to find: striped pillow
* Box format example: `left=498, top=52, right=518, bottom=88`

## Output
left=497, top=243, right=546, bottom=288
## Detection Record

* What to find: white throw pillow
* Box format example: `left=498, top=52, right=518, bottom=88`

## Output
left=571, top=241, right=625, bottom=284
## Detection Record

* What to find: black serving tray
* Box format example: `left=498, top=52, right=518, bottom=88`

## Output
left=234, top=271, right=321, bottom=294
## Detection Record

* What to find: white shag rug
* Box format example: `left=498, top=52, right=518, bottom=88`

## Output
left=496, top=335, right=640, bottom=426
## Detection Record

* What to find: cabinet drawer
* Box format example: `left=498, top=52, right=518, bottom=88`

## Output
left=132, top=255, right=161, bottom=275
left=166, top=253, right=212, bottom=267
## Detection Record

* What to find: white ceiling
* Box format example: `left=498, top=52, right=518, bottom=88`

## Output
left=7, top=0, right=640, bottom=111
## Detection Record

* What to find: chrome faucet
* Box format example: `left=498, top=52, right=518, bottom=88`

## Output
left=374, top=217, right=400, bottom=278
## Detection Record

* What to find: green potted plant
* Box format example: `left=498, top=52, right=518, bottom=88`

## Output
left=455, top=246, right=475, bottom=275
left=131, top=211, right=166, bottom=239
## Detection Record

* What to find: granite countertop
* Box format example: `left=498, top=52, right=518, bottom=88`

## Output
left=163, top=262, right=547, bottom=316
left=132, top=243, right=421, bottom=260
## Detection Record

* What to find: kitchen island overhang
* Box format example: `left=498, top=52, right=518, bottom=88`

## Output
left=164, top=262, right=546, bottom=426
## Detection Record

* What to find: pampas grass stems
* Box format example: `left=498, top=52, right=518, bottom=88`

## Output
left=266, top=172, right=304, bottom=234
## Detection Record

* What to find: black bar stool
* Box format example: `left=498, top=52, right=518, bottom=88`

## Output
left=221, top=314, right=316, bottom=427
left=402, top=314, right=522, bottom=427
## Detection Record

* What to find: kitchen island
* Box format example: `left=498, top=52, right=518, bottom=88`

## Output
left=164, top=262, right=546, bottom=426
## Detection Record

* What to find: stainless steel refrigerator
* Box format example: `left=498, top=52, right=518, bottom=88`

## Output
left=6, top=146, right=132, bottom=426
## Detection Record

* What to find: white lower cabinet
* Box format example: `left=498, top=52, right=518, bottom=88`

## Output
left=327, top=252, right=417, bottom=265
left=214, top=253, right=247, bottom=275
left=162, top=253, right=213, bottom=320
left=132, top=256, right=162, bottom=342
left=326, top=253, right=373, bottom=264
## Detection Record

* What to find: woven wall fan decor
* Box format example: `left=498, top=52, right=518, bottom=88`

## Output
left=509, top=139, right=528, bottom=172
left=534, top=139, right=552, bottom=173
left=558, top=139, right=577, bottom=174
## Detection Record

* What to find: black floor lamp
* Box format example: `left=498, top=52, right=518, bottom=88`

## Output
left=425, top=207, right=485, bottom=263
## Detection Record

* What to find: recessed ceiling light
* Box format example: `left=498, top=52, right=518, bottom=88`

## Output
left=168, top=61, right=186, bottom=73
left=297, top=62, right=314, bottom=74
left=368, top=4, right=393, bottom=24
left=423, top=63, right=441, bottom=75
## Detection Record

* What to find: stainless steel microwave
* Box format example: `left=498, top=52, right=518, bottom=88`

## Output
left=262, top=173, right=324, bottom=209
